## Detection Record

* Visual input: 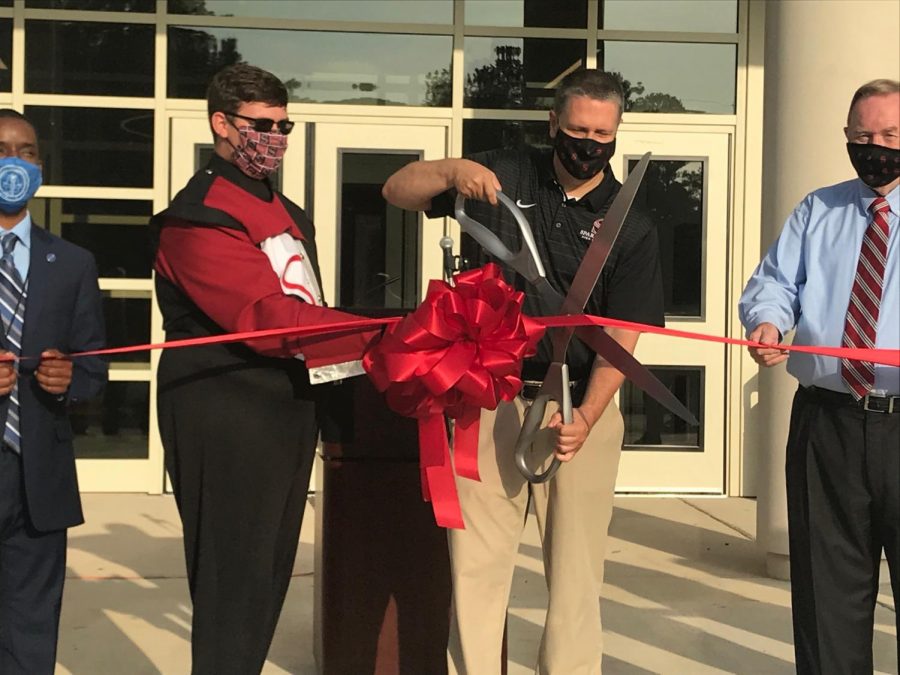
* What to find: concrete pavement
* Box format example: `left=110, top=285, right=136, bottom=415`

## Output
left=56, top=493, right=897, bottom=674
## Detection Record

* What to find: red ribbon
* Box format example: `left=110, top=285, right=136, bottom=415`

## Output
left=540, top=314, right=900, bottom=367
left=362, top=264, right=544, bottom=529
left=15, top=306, right=896, bottom=368
left=10, top=269, right=898, bottom=529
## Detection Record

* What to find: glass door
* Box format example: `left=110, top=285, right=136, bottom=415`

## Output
left=613, top=130, right=731, bottom=493
left=311, top=122, right=448, bottom=309
left=33, top=199, right=157, bottom=492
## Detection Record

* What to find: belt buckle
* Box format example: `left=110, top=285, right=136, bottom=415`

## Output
left=863, top=393, right=894, bottom=414
left=519, top=378, right=578, bottom=402
left=519, top=380, right=541, bottom=402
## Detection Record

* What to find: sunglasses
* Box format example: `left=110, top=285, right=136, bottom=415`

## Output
left=225, top=111, right=295, bottom=135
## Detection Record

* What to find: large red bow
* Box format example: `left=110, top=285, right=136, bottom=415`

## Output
left=363, top=264, right=544, bottom=528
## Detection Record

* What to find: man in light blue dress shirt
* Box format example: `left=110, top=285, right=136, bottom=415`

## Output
left=740, top=80, right=899, bottom=674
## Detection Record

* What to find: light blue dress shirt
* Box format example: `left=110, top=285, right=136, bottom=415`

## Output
left=739, top=179, right=899, bottom=395
left=4, top=211, right=32, bottom=281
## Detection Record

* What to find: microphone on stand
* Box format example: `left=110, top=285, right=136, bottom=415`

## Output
left=440, top=235, right=456, bottom=282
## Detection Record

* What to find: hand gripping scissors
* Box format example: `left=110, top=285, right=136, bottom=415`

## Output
left=455, top=152, right=698, bottom=483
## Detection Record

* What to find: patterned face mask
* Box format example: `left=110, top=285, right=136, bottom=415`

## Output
left=847, top=142, right=900, bottom=189
left=553, top=129, right=616, bottom=180
left=229, top=122, right=288, bottom=180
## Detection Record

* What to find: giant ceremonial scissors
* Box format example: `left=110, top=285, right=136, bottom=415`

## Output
left=454, top=152, right=697, bottom=483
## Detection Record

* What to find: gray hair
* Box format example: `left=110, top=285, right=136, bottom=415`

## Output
left=848, top=78, right=900, bottom=124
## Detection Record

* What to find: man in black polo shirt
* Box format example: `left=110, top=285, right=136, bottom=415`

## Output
left=382, top=69, right=664, bottom=674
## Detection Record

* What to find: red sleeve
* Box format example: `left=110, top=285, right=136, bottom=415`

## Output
left=155, top=220, right=379, bottom=364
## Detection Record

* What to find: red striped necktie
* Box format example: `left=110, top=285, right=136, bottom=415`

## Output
left=841, top=196, right=891, bottom=399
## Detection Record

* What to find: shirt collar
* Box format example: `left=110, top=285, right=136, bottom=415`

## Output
left=208, top=152, right=274, bottom=202
left=857, top=179, right=899, bottom=217
left=6, top=211, right=32, bottom=250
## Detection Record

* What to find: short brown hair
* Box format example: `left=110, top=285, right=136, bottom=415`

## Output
left=847, top=78, right=899, bottom=124
left=553, top=69, right=624, bottom=117
left=206, top=63, right=288, bottom=118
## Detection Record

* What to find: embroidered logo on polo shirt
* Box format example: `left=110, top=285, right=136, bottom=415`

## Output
left=515, top=199, right=536, bottom=209
left=579, top=217, right=603, bottom=242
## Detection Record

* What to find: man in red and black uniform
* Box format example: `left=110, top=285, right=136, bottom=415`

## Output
left=152, top=64, right=376, bottom=675
left=383, top=69, right=664, bottom=674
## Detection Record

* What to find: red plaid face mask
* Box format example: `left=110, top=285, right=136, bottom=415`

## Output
left=231, top=124, right=288, bottom=180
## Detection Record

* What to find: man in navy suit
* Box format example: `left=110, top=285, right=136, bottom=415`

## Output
left=0, top=109, right=106, bottom=673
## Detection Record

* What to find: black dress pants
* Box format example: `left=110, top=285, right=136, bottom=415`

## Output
left=786, top=386, right=900, bottom=674
left=159, top=362, right=319, bottom=675
left=0, top=445, right=67, bottom=675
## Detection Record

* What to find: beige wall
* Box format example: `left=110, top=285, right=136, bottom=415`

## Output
left=752, top=0, right=900, bottom=577
left=763, top=0, right=900, bottom=216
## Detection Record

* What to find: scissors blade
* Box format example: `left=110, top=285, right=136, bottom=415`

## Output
left=574, top=326, right=699, bottom=426
left=560, top=152, right=652, bottom=315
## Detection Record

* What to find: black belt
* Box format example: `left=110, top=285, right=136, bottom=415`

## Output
left=803, top=386, right=900, bottom=414
left=520, top=379, right=580, bottom=402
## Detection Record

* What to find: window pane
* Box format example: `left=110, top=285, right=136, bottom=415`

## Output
left=599, top=41, right=736, bottom=114
left=25, top=21, right=154, bottom=97
left=339, top=152, right=420, bottom=310
left=465, top=37, right=584, bottom=109
left=168, top=0, right=453, bottom=23
left=0, top=19, right=10, bottom=92
left=600, top=0, right=737, bottom=33
left=628, top=158, right=703, bottom=317
left=24, top=107, right=153, bottom=187
left=465, top=0, right=587, bottom=28
left=169, top=27, right=452, bottom=106
left=26, top=0, right=154, bottom=9
left=29, top=198, right=153, bottom=278
left=103, top=291, right=151, bottom=363
left=72, top=381, right=149, bottom=459
left=462, top=119, right=548, bottom=155
left=621, top=367, right=702, bottom=448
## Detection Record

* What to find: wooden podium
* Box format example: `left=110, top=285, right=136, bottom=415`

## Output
left=314, top=370, right=451, bottom=675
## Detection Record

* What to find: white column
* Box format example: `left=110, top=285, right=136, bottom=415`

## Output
left=756, top=0, right=900, bottom=579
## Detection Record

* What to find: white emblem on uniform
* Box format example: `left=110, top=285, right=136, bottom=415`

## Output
left=0, top=164, right=31, bottom=202
left=260, top=233, right=323, bottom=307
left=515, top=199, right=536, bottom=209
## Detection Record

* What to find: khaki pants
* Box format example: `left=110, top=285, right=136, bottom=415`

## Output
left=448, top=396, right=624, bottom=675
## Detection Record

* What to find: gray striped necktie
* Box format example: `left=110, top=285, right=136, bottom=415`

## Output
left=0, top=232, right=26, bottom=453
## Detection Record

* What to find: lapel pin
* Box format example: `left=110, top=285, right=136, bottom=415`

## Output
left=46, top=253, right=56, bottom=263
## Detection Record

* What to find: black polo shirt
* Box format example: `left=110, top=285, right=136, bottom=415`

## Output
left=428, top=145, right=665, bottom=385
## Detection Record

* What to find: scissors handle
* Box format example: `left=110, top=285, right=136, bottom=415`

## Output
left=454, top=191, right=547, bottom=285
left=513, top=362, right=573, bottom=483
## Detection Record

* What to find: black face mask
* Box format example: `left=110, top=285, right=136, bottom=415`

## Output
left=847, top=142, right=900, bottom=188
left=553, top=129, right=616, bottom=180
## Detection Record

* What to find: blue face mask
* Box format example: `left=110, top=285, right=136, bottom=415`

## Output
left=0, top=156, right=42, bottom=214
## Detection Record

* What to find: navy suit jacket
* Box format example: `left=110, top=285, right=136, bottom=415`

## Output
left=0, top=224, right=107, bottom=532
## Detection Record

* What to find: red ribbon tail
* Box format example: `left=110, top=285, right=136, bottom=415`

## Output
left=452, top=407, right=482, bottom=482
left=418, top=415, right=465, bottom=529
